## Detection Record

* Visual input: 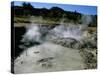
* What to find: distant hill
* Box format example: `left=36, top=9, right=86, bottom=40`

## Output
left=11, top=2, right=97, bottom=27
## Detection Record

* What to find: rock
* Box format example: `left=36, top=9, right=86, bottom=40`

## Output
left=49, top=37, right=81, bottom=49
left=37, top=57, right=54, bottom=63
left=80, top=48, right=97, bottom=69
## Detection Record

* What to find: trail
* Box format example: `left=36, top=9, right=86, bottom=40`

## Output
left=14, top=42, right=85, bottom=74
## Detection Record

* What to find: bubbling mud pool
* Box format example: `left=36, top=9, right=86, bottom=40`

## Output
left=13, top=23, right=97, bottom=73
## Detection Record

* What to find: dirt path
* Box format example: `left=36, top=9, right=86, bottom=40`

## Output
left=14, top=42, right=85, bottom=74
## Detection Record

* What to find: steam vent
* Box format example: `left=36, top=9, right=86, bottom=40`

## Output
left=11, top=1, right=97, bottom=74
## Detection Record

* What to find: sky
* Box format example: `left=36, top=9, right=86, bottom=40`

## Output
left=13, top=1, right=97, bottom=15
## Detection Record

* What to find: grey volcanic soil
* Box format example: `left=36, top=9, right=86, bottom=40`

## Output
left=14, top=42, right=85, bottom=73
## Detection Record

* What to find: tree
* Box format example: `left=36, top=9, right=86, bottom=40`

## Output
left=22, top=2, right=34, bottom=16
left=50, top=7, right=64, bottom=18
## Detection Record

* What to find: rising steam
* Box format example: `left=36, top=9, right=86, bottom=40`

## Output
left=81, top=15, right=92, bottom=25
left=21, top=24, right=42, bottom=43
left=21, top=15, right=92, bottom=44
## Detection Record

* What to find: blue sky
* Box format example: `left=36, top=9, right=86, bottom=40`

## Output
left=13, top=1, right=97, bottom=15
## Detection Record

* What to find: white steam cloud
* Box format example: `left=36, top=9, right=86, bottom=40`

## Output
left=81, top=15, right=92, bottom=25
left=21, top=24, right=42, bottom=43
left=49, top=24, right=84, bottom=41
left=21, top=15, right=92, bottom=44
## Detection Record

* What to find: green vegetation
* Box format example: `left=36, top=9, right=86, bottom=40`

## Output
left=12, top=2, right=97, bottom=26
